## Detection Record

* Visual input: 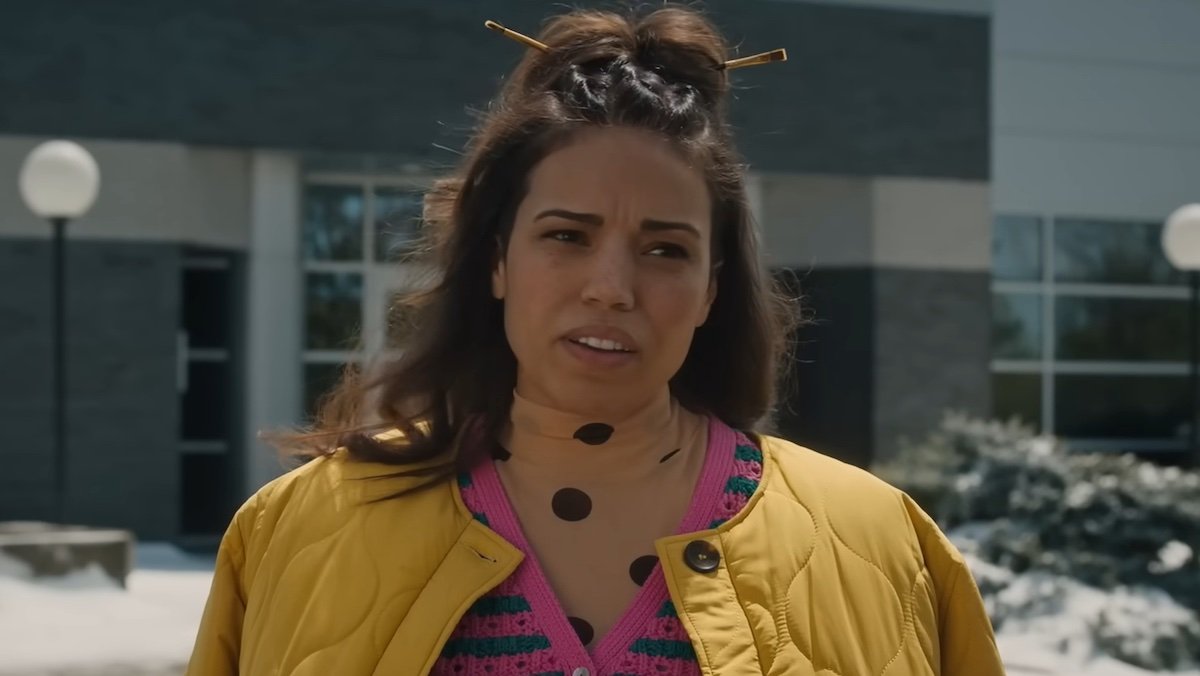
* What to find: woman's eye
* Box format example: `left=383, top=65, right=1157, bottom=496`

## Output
left=545, top=230, right=585, bottom=244
left=648, top=243, right=690, bottom=259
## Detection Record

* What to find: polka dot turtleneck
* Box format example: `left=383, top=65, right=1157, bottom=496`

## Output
left=433, top=391, right=766, bottom=675
left=494, top=388, right=709, bottom=645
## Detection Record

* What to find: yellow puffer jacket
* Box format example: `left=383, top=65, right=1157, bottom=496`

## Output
left=187, top=435, right=1005, bottom=675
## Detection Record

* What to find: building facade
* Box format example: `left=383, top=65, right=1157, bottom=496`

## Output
left=0, top=0, right=1194, bottom=542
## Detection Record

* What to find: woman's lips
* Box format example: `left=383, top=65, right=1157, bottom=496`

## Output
left=561, top=337, right=638, bottom=368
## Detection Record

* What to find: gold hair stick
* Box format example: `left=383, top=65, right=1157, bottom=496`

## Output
left=721, top=48, right=788, bottom=71
left=484, top=20, right=550, bottom=53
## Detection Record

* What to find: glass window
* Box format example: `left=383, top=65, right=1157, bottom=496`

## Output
left=305, top=272, right=363, bottom=350
left=992, top=373, right=1042, bottom=430
left=1054, top=218, right=1185, bottom=285
left=183, top=267, right=232, bottom=350
left=304, top=362, right=347, bottom=419
left=181, top=453, right=236, bottom=535
left=181, top=361, right=230, bottom=441
left=993, top=215, right=1042, bottom=281
left=993, top=293, right=1042, bottom=359
left=1055, top=374, right=1191, bottom=439
left=374, top=188, right=424, bottom=262
left=1056, top=297, right=1190, bottom=362
left=303, top=186, right=365, bottom=261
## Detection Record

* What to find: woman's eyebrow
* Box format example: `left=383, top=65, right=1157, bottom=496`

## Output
left=642, top=219, right=701, bottom=239
left=536, top=209, right=700, bottom=239
left=534, top=209, right=603, bottom=225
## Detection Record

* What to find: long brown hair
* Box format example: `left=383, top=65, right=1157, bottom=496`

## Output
left=278, top=6, right=800, bottom=493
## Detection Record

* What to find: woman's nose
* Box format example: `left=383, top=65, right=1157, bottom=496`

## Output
left=580, top=246, right=635, bottom=310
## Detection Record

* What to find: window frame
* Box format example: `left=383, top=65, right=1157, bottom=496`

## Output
left=991, top=213, right=1192, bottom=452
left=300, top=171, right=434, bottom=419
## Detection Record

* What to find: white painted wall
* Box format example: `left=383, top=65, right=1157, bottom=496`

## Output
left=759, top=174, right=873, bottom=270
left=243, top=151, right=303, bottom=494
left=872, top=177, right=991, bottom=270
left=759, top=173, right=990, bottom=270
left=0, top=135, right=251, bottom=249
left=993, top=0, right=1200, bottom=220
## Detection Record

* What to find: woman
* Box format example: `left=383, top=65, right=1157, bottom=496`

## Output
left=188, top=7, right=1005, bottom=676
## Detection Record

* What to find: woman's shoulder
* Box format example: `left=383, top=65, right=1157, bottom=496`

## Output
left=754, top=435, right=940, bottom=545
left=756, top=434, right=905, bottom=504
left=227, top=442, right=463, bottom=556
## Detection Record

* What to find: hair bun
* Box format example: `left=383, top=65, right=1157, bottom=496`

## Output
left=511, top=8, right=730, bottom=116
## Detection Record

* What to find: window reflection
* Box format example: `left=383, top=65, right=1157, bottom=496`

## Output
left=1055, top=375, right=1191, bottom=439
left=992, top=372, right=1042, bottom=430
left=304, top=186, right=365, bottom=261
left=1056, top=297, right=1189, bottom=362
left=304, top=272, right=363, bottom=350
left=304, top=362, right=349, bottom=419
left=993, top=293, right=1042, bottom=359
left=993, top=215, right=1042, bottom=281
left=374, top=188, right=424, bottom=262
left=1054, top=218, right=1185, bottom=285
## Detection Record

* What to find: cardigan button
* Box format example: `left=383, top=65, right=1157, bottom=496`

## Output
left=572, top=669, right=590, bottom=676
left=683, top=540, right=720, bottom=573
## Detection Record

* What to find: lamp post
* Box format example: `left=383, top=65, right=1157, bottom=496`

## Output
left=1162, top=204, right=1200, bottom=467
left=18, top=141, right=100, bottom=523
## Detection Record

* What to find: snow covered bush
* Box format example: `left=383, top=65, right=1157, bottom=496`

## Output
left=876, top=415, right=1200, bottom=670
left=1089, top=587, right=1200, bottom=671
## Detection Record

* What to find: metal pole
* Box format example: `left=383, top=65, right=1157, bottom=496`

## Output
left=51, top=217, right=68, bottom=523
left=1191, top=270, right=1199, bottom=468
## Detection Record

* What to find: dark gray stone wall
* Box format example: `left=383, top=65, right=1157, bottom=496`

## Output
left=777, top=266, right=991, bottom=467
left=872, top=268, right=991, bottom=460
left=0, top=238, right=180, bottom=539
left=0, top=1, right=988, bottom=180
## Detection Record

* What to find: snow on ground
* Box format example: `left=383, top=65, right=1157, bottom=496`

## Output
left=999, top=632, right=1191, bottom=676
left=1, top=543, right=1197, bottom=675
left=0, top=544, right=214, bottom=676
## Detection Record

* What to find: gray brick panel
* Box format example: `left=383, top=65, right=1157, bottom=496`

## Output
left=873, top=267, right=992, bottom=461
left=0, top=238, right=180, bottom=538
left=0, top=1, right=988, bottom=179
left=778, top=266, right=991, bottom=467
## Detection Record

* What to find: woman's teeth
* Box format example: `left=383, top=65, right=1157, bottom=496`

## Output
left=573, top=337, right=630, bottom=352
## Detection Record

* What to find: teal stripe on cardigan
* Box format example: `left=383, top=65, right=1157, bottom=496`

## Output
left=734, top=444, right=763, bottom=463
left=724, top=475, right=758, bottom=497
left=440, top=635, right=551, bottom=657
left=467, top=594, right=531, bottom=616
left=630, top=638, right=697, bottom=659
left=472, top=512, right=490, bottom=526
left=457, top=472, right=473, bottom=488
left=656, top=600, right=678, bottom=618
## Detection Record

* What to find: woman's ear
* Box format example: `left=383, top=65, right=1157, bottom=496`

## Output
left=491, top=238, right=507, bottom=300
left=696, top=262, right=720, bottom=327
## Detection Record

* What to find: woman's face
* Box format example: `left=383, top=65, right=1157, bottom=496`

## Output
left=493, top=126, right=717, bottom=417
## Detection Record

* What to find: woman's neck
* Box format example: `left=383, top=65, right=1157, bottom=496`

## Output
left=498, top=388, right=688, bottom=479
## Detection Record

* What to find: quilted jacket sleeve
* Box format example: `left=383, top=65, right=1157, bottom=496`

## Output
left=185, top=496, right=255, bottom=676
left=903, top=494, right=1007, bottom=676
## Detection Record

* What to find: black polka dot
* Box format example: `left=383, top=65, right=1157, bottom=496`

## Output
left=659, top=448, right=681, bottom=463
left=629, top=555, right=659, bottom=586
left=551, top=488, right=592, bottom=521
left=573, top=423, right=614, bottom=445
left=491, top=444, right=511, bottom=461
left=568, top=616, right=595, bottom=645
